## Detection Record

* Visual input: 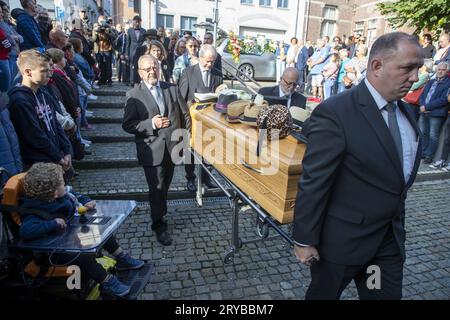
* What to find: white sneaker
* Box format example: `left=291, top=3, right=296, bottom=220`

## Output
left=81, top=138, right=92, bottom=146
left=85, top=110, right=94, bottom=116
left=442, top=163, right=450, bottom=172
left=429, top=159, right=445, bottom=169
left=87, top=94, right=98, bottom=101
left=92, top=84, right=100, bottom=89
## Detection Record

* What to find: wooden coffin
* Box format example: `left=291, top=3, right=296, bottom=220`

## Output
left=190, top=104, right=306, bottom=224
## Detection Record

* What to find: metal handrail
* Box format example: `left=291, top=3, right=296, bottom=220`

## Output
left=219, top=59, right=263, bottom=96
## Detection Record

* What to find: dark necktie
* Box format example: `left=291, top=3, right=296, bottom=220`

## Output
left=384, top=103, right=403, bottom=166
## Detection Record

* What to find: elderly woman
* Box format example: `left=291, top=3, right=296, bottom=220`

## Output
left=172, top=36, right=198, bottom=83
left=343, top=44, right=368, bottom=88
left=418, top=62, right=450, bottom=164
left=145, top=40, right=170, bottom=82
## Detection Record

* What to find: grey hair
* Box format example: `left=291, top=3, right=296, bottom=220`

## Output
left=423, top=59, right=434, bottom=72
left=368, top=32, right=421, bottom=62
left=199, top=44, right=217, bottom=58
left=437, top=61, right=449, bottom=71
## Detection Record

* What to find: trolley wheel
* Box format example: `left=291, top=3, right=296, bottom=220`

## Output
left=256, top=219, right=270, bottom=239
left=223, top=249, right=235, bottom=264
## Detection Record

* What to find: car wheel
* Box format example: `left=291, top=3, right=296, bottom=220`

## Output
left=238, top=64, right=254, bottom=81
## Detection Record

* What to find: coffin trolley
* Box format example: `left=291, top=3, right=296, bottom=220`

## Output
left=189, top=104, right=307, bottom=263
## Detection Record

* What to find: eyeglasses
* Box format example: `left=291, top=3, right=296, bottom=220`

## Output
left=139, top=66, right=158, bottom=72
left=281, top=78, right=297, bottom=87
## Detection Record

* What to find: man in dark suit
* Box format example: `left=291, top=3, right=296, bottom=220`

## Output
left=126, top=16, right=146, bottom=85
left=203, top=32, right=222, bottom=76
left=258, top=67, right=307, bottom=109
left=296, top=40, right=309, bottom=93
left=179, top=44, right=223, bottom=192
left=292, top=32, right=424, bottom=300
left=122, top=55, right=190, bottom=246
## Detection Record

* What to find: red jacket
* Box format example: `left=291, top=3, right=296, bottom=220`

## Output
left=0, top=28, right=11, bottom=60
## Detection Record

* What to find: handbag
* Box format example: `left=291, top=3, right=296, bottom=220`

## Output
left=403, top=86, right=424, bottom=105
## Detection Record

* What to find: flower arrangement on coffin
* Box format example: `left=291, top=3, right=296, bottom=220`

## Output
left=228, top=31, right=242, bottom=63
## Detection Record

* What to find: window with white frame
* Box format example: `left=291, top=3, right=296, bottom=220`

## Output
left=354, top=21, right=365, bottom=36
left=259, top=0, right=271, bottom=6
left=323, top=5, right=337, bottom=20
left=367, top=19, right=378, bottom=46
left=321, top=5, right=337, bottom=38
left=241, top=0, right=253, bottom=4
left=157, top=14, right=174, bottom=32
left=277, top=0, right=288, bottom=8
left=181, top=16, right=198, bottom=36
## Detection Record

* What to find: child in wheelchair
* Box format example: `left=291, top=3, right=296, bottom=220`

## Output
left=19, top=162, right=144, bottom=297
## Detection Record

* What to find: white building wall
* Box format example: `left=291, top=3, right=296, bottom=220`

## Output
left=155, top=0, right=306, bottom=42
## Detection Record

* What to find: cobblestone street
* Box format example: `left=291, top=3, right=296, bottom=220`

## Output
left=77, top=82, right=450, bottom=300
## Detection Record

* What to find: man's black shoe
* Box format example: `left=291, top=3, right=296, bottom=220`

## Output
left=204, top=179, right=219, bottom=189
left=156, top=231, right=172, bottom=246
left=423, top=157, right=433, bottom=164
left=186, top=179, right=197, bottom=192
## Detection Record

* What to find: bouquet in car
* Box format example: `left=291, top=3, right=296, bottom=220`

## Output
left=228, top=31, right=242, bottom=63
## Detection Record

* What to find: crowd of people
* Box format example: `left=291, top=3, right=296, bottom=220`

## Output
left=277, top=32, right=450, bottom=168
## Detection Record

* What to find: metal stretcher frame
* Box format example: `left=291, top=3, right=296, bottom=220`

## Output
left=191, top=149, right=295, bottom=264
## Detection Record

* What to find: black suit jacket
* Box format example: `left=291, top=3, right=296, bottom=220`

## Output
left=292, top=81, right=422, bottom=265
left=179, top=64, right=223, bottom=104
left=122, top=81, right=190, bottom=167
left=258, top=86, right=307, bottom=109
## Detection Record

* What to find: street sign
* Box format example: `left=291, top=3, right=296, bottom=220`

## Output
left=55, top=6, right=65, bottom=19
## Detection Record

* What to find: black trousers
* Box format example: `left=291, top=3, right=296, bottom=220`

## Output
left=52, top=236, right=120, bottom=283
left=143, top=150, right=175, bottom=234
left=117, top=56, right=130, bottom=83
left=305, top=227, right=403, bottom=300
left=184, top=151, right=211, bottom=182
left=97, top=51, right=112, bottom=84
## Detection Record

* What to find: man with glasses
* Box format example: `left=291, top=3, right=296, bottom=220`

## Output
left=122, top=55, right=190, bottom=246
left=258, top=67, right=307, bottom=109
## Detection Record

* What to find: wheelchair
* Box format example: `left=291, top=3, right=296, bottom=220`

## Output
left=0, top=167, right=152, bottom=300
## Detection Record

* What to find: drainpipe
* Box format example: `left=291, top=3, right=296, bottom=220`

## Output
left=303, top=0, right=311, bottom=41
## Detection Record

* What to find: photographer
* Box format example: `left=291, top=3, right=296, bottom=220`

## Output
left=92, top=15, right=116, bottom=86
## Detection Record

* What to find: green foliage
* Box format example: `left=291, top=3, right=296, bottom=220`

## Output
left=377, top=0, right=450, bottom=34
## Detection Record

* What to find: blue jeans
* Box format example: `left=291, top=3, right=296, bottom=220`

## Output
left=0, top=59, right=11, bottom=92
left=337, top=82, right=347, bottom=94
left=324, top=78, right=336, bottom=100
left=8, top=54, right=18, bottom=82
left=418, top=113, right=446, bottom=158
left=79, top=95, right=88, bottom=126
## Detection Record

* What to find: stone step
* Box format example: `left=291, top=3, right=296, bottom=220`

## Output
left=87, top=108, right=124, bottom=124
left=87, top=100, right=125, bottom=109
left=71, top=165, right=227, bottom=200
left=92, top=83, right=128, bottom=96
left=415, top=163, right=450, bottom=182
left=73, top=142, right=138, bottom=169
left=81, top=123, right=133, bottom=143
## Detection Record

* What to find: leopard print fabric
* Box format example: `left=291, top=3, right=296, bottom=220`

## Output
left=256, top=104, right=293, bottom=140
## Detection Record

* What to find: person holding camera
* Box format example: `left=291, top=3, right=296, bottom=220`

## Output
left=92, top=15, right=116, bottom=86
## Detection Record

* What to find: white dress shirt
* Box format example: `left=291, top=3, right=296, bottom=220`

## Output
left=143, top=81, right=165, bottom=129
left=364, top=78, right=418, bottom=183
left=279, top=86, right=292, bottom=108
